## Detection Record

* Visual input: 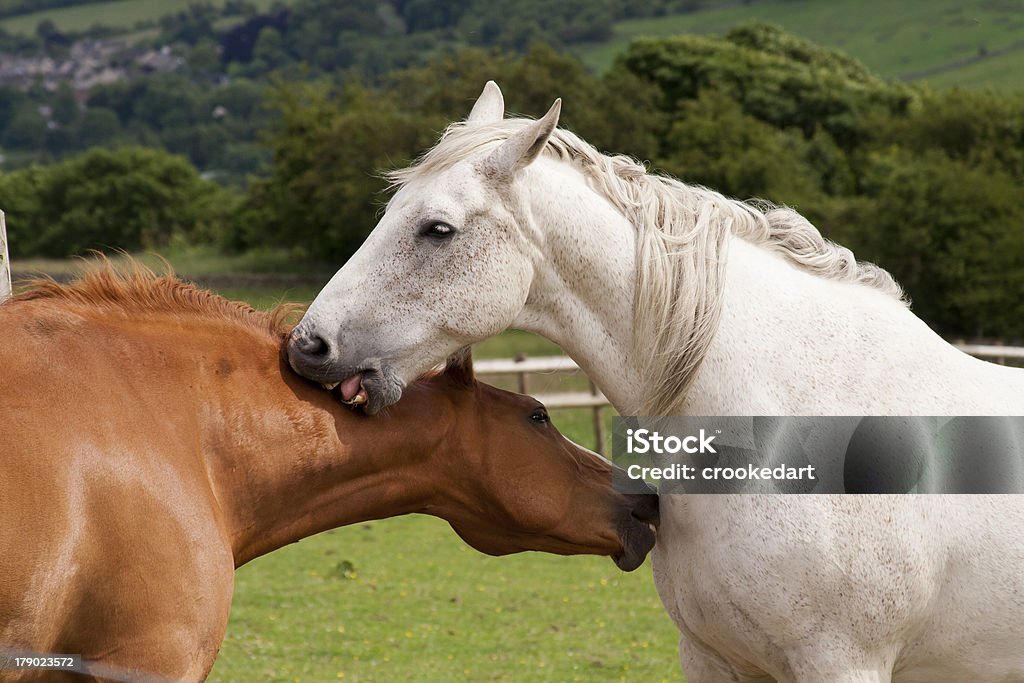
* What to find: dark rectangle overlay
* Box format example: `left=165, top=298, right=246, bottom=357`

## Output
left=611, top=416, right=1024, bottom=494
left=0, top=652, right=83, bottom=672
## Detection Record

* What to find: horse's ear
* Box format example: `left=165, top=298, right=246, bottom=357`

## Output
left=444, top=347, right=475, bottom=387
left=467, top=80, right=505, bottom=123
left=481, top=98, right=561, bottom=181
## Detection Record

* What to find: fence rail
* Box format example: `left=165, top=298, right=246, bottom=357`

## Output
left=955, top=344, right=1024, bottom=364
left=474, top=344, right=1024, bottom=453
left=474, top=356, right=610, bottom=452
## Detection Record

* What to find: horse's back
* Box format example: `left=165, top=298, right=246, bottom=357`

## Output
left=0, top=300, right=233, bottom=679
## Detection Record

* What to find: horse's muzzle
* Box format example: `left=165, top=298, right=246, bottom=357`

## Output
left=613, top=488, right=659, bottom=571
left=287, top=327, right=404, bottom=414
left=286, top=325, right=338, bottom=380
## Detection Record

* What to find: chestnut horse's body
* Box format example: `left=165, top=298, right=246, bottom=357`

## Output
left=0, top=268, right=656, bottom=682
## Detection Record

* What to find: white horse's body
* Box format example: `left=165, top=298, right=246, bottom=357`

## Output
left=290, top=83, right=1024, bottom=682
left=656, top=495, right=1024, bottom=683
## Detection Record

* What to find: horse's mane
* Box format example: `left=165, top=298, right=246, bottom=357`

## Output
left=389, top=118, right=905, bottom=414
left=9, top=260, right=297, bottom=340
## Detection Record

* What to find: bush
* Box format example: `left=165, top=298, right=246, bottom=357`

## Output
left=0, top=147, right=238, bottom=257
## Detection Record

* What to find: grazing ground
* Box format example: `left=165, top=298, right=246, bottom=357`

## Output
left=210, top=520, right=679, bottom=683
left=12, top=251, right=678, bottom=681
left=573, top=0, right=1024, bottom=89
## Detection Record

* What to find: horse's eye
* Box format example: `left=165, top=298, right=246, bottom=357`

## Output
left=421, top=222, right=455, bottom=239
left=530, top=408, right=550, bottom=424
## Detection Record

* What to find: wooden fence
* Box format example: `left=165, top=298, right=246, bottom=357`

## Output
left=955, top=343, right=1024, bottom=365
left=474, top=344, right=1024, bottom=454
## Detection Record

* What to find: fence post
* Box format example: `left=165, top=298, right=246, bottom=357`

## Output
left=0, top=210, right=10, bottom=301
left=590, top=378, right=606, bottom=455
left=514, top=352, right=528, bottom=394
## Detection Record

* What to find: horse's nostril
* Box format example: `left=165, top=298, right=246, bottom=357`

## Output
left=292, top=331, right=330, bottom=357
left=629, top=493, right=661, bottom=526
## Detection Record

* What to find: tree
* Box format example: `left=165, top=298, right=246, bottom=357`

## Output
left=186, top=40, right=222, bottom=77
left=617, top=22, right=912, bottom=149
left=75, top=107, right=123, bottom=148
left=0, top=147, right=236, bottom=257
left=831, top=149, right=1024, bottom=337
left=2, top=107, right=47, bottom=150
left=657, top=90, right=823, bottom=206
left=51, top=83, right=79, bottom=127
left=250, top=25, right=288, bottom=71
left=158, top=2, right=219, bottom=45
left=234, top=80, right=445, bottom=258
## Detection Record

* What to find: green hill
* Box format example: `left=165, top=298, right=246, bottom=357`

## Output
left=0, top=0, right=284, bottom=38
left=572, top=0, right=1024, bottom=89
left=3, top=0, right=1022, bottom=89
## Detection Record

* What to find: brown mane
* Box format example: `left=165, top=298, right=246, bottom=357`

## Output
left=8, top=259, right=298, bottom=339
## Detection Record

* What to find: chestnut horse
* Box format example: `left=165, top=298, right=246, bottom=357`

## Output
left=0, top=267, right=657, bottom=682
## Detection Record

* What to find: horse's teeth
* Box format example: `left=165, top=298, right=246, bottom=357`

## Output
left=321, top=382, right=340, bottom=390
left=349, top=394, right=367, bottom=405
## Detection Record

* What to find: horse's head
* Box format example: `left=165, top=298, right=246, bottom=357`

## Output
left=408, top=350, right=658, bottom=571
left=288, top=81, right=564, bottom=413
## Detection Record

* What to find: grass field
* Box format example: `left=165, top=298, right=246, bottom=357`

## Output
left=0, top=0, right=287, bottom=36
left=923, top=43, right=1024, bottom=89
left=572, top=0, right=1024, bottom=89
left=210, top=520, right=680, bottom=682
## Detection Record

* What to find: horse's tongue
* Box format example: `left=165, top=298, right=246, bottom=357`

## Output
left=339, top=374, right=362, bottom=401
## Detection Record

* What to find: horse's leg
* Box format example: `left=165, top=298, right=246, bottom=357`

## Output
left=678, top=635, right=774, bottom=683
left=789, top=672, right=890, bottom=683
left=679, top=634, right=894, bottom=683
left=786, top=658, right=892, bottom=683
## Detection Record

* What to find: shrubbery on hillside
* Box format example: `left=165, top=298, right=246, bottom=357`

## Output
left=0, top=146, right=237, bottom=256
left=2, top=23, right=1021, bottom=338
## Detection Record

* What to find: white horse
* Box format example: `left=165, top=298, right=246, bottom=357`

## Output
left=288, top=82, right=1024, bottom=682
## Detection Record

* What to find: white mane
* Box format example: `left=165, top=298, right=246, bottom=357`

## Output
left=388, top=119, right=906, bottom=414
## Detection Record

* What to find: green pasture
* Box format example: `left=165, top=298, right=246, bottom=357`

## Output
left=0, top=0, right=288, bottom=36
left=12, top=251, right=677, bottom=681
left=923, top=45, right=1024, bottom=89
left=573, top=0, right=1024, bottom=89
left=211, top=520, right=679, bottom=682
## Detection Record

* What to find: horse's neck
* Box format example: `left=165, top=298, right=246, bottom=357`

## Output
left=687, top=237, right=991, bottom=416
left=195, top=335, right=427, bottom=565
left=513, top=164, right=1020, bottom=416
left=513, top=160, right=644, bottom=412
